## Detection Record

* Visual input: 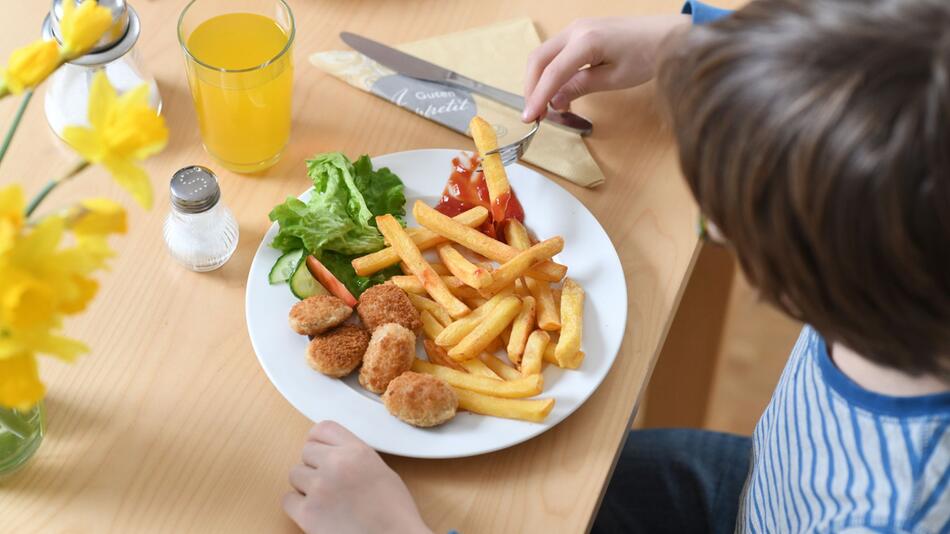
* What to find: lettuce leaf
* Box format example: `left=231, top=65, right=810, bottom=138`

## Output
left=352, top=155, right=406, bottom=224
left=268, top=152, right=407, bottom=296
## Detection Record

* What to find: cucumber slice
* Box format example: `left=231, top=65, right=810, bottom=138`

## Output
left=269, top=249, right=304, bottom=285
left=290, top=260, right=329, bottom=299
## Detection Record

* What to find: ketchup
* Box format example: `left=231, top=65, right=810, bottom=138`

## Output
left=435, top=154, right=525, bottom=240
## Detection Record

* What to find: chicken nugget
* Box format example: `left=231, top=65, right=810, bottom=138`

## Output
left=306, top=324, right=370, bottom=378
left=359, top=323, right=416, bottom=394
left=383, top=372, right=457, bottom=427
left=289, top=295, right=352, bottom=336
left=357, top=284, right=422, bottom=332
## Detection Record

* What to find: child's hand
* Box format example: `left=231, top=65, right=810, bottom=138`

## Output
left=282, top=421, right=432, bottom=534
left=522, top=15, right=690, bottom=121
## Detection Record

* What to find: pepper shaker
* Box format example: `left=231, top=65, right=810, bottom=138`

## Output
left=41, top=0, right=161, bottom=137
left=163, top=166, right=239, bottom=272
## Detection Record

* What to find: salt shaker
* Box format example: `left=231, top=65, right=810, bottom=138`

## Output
left=41, top=0, right=161, bottom=137
left=163, top=166, right=239, bottom=272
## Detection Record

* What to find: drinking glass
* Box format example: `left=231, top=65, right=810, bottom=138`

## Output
left=178, top=0, right=294, bottom=173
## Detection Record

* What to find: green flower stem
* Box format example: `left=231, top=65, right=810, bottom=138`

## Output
left=0, top=89, right=34, bottom=168
left=0, top=406, right=31, bottom=440
left=25, top=160, right=90, bottom=218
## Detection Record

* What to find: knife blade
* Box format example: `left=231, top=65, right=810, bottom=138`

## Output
left=340, top=32, right=593, bottom=136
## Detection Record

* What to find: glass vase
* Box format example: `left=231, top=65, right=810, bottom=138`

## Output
left=0, top=402, right=45, bottom=477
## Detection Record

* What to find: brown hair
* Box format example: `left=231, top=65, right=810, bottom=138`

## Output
left=658, top=0, right=950, bottom=377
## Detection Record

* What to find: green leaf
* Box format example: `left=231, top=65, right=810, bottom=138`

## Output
left=352, top=155, right=406, bottom=225
left=319, top=250, right=403, bottom=297
left=268, top=152, right=407, bottom=280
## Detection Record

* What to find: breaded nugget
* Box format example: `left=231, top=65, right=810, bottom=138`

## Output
left=306, top=324, right=370, bottom=378
left=359, top=323, right=416, bottom=394
left=383, top=372, right=457, bottom=427
left=357, top=284, right=422, bottom=332
left=289, top=295, right=352, bottom=336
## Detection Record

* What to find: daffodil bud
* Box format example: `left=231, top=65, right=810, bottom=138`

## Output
left=1, top=40, right=60, bottom=94
left=59, top=0, right=113, bottom=58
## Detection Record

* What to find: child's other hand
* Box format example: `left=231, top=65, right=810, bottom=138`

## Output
left=522, top=15, right=690, bottom=121
left=282, top=421, right=432, bottom=534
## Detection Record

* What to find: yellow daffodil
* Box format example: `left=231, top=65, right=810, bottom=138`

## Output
left=0, top=354, right=45, bottom=411
left=1, top=40, right=60, bottom=95
left=63, top=71, right=168, bottom=209
left=70, top=198, right=127, bottom=236
left=59, top=0, right=113, bottom=58
left=0, top=185, right=25, bottom=254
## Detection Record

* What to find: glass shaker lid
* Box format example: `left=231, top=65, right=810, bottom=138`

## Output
left=42, top=0, right=141, bottom=66
left=170, top=166, right=221, bottom=214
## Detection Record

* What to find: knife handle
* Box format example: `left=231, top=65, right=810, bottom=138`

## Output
left=445, top=73, right=593, bottom=136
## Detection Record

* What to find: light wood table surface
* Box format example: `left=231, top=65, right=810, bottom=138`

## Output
left=0, top=1, right=711, bottom=532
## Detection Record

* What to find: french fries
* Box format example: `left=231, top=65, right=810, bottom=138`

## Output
left=352, top=207, right=488, bottom=276
left=480, top=353, right=523, bottom=381
left=542, top=343, right=585, bottom=368
left=423, top=339, right=466, bottom=372
left=555, top=279, right=585, bottom=368
left=514, top=278, right=531, bottom=298
left=506, top=221, right=560, bottom=329
left=408, top=293, right=452, bottom=327
left=413, top=201, right=566, bottom=282
left=377, top=214, right=470, bottom=319
left=464, top=296, right=488, bottom=309
left=435, top=290, right=511, bottom=347
left=526, top=277, right=560, bottom=331
left=506, top=295, right=536, bottom=364
left=521, top=330, right=549, bottom=376
left=412, top=359, right=542, bottom=398
left=403, top=262, right=450, bottom=276
left=438, top=243, right=493, bottom=289
left=469, top=116, right=510, bottom=222
left=419, top=310, right=445, bottom=341
left=461, top=358, right=501, bottom=380
left=453, top=388, right=555, bottom=423
left=448, top=296, right=522, bottom=361
left=504, top=219, right=531, bottom=251
left=481, top=237, right=564, bottom=296
left=389, top=275, right=482, bottom=300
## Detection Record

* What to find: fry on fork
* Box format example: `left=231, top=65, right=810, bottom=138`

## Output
left=470, top=116, right=510, bottom=223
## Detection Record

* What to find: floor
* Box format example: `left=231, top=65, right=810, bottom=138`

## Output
left=702, top=269, right=801, bottom=435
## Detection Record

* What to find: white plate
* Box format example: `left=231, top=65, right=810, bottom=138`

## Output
left=245, top=149, right=627, bottom=458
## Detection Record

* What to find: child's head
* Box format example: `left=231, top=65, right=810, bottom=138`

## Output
left=658, top=0, right=950, bottom=377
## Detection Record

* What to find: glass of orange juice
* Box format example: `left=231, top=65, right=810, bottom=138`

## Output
left=178, top=0, right=294, bottom=173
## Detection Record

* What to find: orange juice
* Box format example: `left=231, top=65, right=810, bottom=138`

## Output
left=184, top=13, right=293, bottom=172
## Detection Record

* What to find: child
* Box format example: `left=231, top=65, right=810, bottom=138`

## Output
left=283, top=1, right=950, bottom=532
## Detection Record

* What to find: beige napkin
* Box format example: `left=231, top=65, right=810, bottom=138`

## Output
left=310, top=18, right=605, bottom=187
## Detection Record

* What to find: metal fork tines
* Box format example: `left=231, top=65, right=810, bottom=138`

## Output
left=477, top=119, right=540, bottom=169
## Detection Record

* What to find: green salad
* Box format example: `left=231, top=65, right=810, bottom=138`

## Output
left=268, top=152, right=406, bottom=300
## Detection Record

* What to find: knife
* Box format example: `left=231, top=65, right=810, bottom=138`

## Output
left=340, top=32, right=593, bottom=136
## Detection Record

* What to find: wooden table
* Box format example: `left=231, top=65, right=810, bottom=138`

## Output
left=0, top=1, right=710, bottom=532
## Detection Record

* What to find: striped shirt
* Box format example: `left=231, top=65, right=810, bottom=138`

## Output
left=738, top=327, right=950, bottom=533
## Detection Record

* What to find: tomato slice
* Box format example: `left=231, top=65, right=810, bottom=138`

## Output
left=305, top=255, right=358, bottom=307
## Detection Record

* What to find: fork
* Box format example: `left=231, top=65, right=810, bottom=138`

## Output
left=477, top=119, right=541, bottom=170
